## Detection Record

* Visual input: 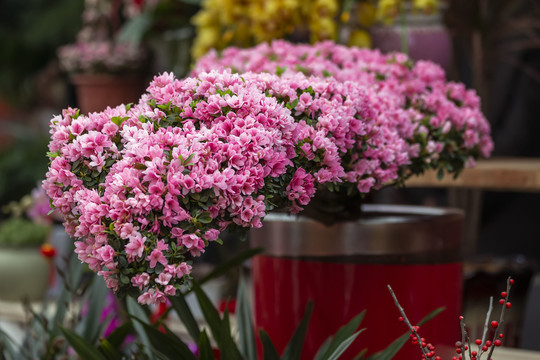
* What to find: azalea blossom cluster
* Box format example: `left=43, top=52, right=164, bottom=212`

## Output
left=44, top=69, right=409, bottom=304
left=193, top=40, right=493, bottom=177
left=58, top=41, right=146, bottom=74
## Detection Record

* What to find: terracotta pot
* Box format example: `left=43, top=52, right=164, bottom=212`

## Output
left=0, top=247, right=50, bottom=302
left=70, top=73, right=147, bottom=114
left=250, top=204, right=464, bottom=360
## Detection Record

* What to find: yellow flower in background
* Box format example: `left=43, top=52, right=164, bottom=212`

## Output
left=191, top=0, right=348, bottom=59
left=376, top=0, right=401, bottom=23
left=412, top=0, right=439, bottom=14
left=348, top=29, right=372, bottom=48
left=356, top=2, right=377, bottom=28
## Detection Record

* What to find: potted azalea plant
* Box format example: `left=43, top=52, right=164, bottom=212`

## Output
left=191, top=40, right=492, bottom=359
left=44, top=39, right=492, bottom=358
left=57, top=0, right=149, bottom=114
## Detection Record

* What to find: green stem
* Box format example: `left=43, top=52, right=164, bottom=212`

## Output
left=399, top=2, right=409, bottom=55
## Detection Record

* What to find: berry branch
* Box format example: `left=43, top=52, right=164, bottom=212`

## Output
left=388, top=276, right=514, bottom=360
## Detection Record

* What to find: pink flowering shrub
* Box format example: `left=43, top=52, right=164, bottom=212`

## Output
left=44, top=69, right=411, bottom=304
left=193, top=40, right=493, bottom=178
left=58, top=41, right=146, bottom=74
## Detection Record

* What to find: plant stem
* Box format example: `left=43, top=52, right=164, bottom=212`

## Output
left=387, top=285, right=431, bottom=359
left=399, top=2, right=409, bottom=55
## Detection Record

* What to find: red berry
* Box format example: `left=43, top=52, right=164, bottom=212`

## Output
left=506, top=302, right=512, bottom=308
left=510, top=279, right=515, bottom=284
left=491, top=320, right=499, bottom=328
left=486, top=340, right=492, bottom=347
left=499, top=299, right=505, bottom=305
left=475, top=339, right=482, bottom=345
left=501, top=291, right=508, bottom=297
left=472, top=351, right=478, bottom=356
left=499, top=333, right=504, bottom=338
left=494, top=339, right=502, bottom=346
left=482, top=345, right=488, bottom=351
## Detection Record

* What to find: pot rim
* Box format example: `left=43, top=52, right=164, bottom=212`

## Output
left=250, top=204, right=464, bottom=262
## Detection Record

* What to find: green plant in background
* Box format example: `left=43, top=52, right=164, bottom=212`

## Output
left=0, top=217, right=48, bottom=247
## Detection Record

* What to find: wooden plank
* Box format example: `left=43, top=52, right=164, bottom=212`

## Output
left=405, top=157, right=540, bottom=192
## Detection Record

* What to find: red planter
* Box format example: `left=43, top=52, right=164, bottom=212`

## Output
left=70, top=73, right=147, bottom=114
left=250, top=204, right=464, bottom=360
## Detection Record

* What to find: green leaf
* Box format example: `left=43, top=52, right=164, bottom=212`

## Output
left=314, top=310, right=366, bottom=360
left=116, top=12, right=152, bottom=48
left=98, top=338, right=124, bottom=360
left=168, top=294, right=201, bottom=342
left=79, top=276, right=109, bottom=343
left=326, top=331, right=364, bottom=360
left=0, top=327, right=23, bottom=358
left=259, top=330, right=281, bottom=360
left=366, top=307, right=445, bottom=360
left=220, top=309, right=243, bottom=358
left=126, top=297, right=154, bottom=359
left=53, top=254, right=85, bottom=336
left=192, top=284, right=242, bottom=358
left=59, top=325, right=108, bottom=360
left=198, top=212, right=213, bottom=224
left=276, top=66, right=287, bottom=76
left=197, top=247, right=263, bottom=287
left=236, top=278, right=257, bottom=360
left=131, top=316, right=197, bottom=360
left=436, top=168, right=445, bottom=180
left=282, top=301, right=314, bottom=360
left=103, top=323, right=133, bottom=349
left=198, top=330, right=216, bottom=360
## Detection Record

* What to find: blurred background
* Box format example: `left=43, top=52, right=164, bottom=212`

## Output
left=1, top=0, right=540, bottom=352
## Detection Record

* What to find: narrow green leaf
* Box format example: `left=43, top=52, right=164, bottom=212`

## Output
left=436, top=168, right=445, bottom=180
left=103, top=323, right=133, bottom=349
left=353, top=348, right=368, bottom=360
left=220, top=309, right=243, bottom=358
left=79, top=276, right=109, bottom=342
left=259, top=330, right=281, bottom=360
left=314, top=310, right=366, bottom=360
left=365, top=332, right=409, bottom=360
left=282, top=301, right=314, bottom=360
left=168, top=294, right=201, bottom=342
left=326, top=330, right=364, bottom=360
left=236, top=278, right=257, bottom=360
left=198, top=330, right=216, bottom=360
left=0, top=327, right=23, bottom=359
left=59, top=325, right=108, bottom=360
left=417, top=307, right=445, bottom=326
left=192, top=283, right=243, bottom=358
left=197, top=247, right=263, bottom=287
left=53, top=254, right=85, bottom=336
left=192, top=282, right=222, bottom=345
left=126, top=297, right=154, bottom=359
left=131, top=316, right=197, bottom=360
left=98, top=338, right=124, bottom=360
left=366, top=307, right=445, bottom=360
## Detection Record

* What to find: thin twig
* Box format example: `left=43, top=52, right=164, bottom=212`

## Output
left=479, top=296, right=494, bottom=356
left=387, top=285, right=431, bottom=359
left=486, top=277, right=513, bottom=359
